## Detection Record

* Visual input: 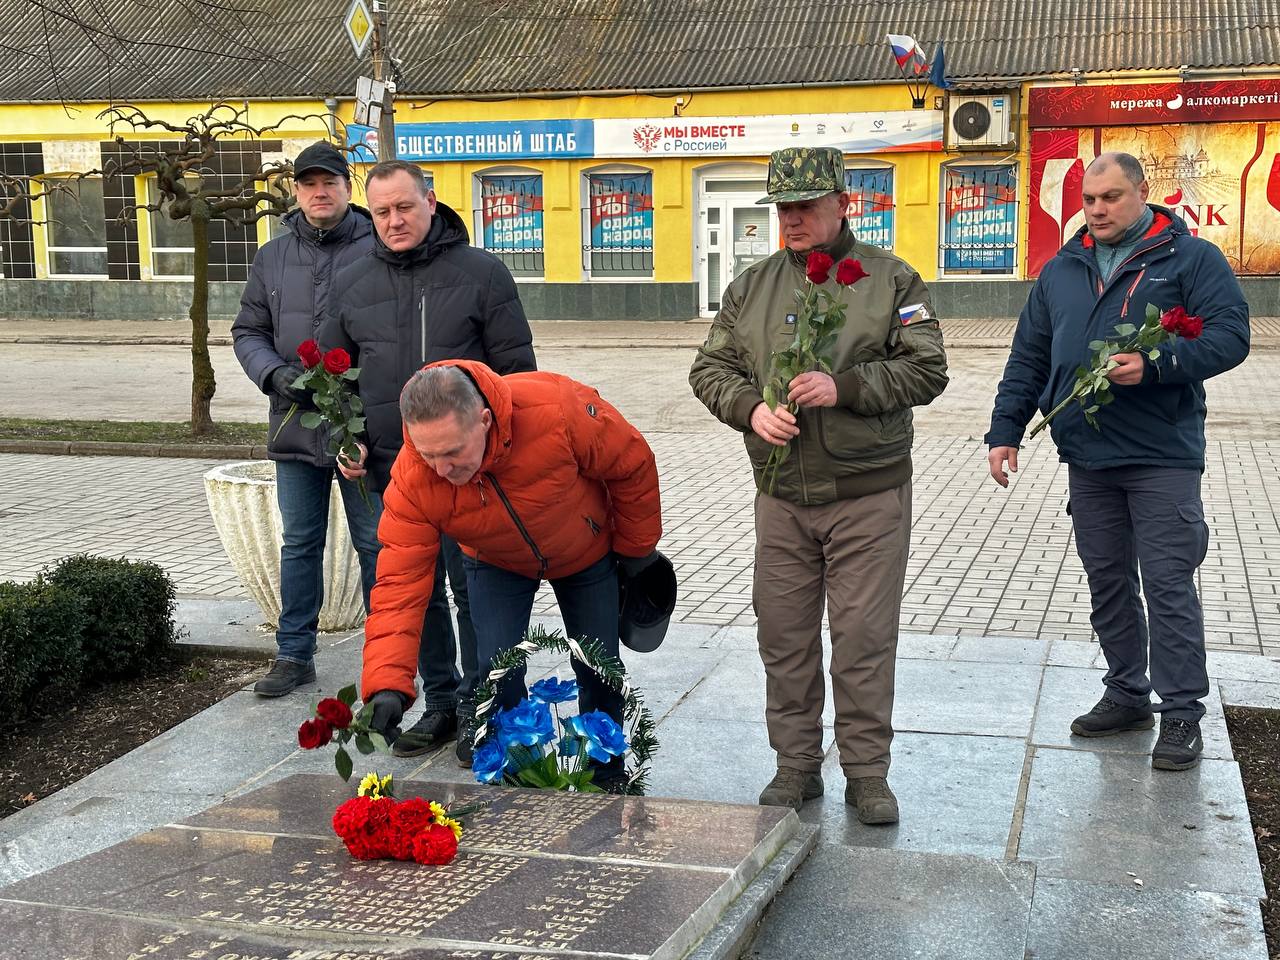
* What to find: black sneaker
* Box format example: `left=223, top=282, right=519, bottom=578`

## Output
left=1152, top=716, right=1203, bottom=771
left=456, top=717, right=476, bottom=769
left=1070, top=695, right=1155, bottom=737
left=390, top=710, right=458, bottom=758
left=253, top=659, right=316, bottom=698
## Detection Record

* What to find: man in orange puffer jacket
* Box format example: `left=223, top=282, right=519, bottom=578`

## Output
left=362, top=359, right=663, bottom=789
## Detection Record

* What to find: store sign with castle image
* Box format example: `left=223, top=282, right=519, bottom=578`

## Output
left=1026, top=79, right=1280, bottom=276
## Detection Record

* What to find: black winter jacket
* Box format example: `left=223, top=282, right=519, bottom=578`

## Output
left=323, top=201, right=536, bottom=492
left=232, top=205, right=375, bottom=464
left=987, top=206, right=1249, bottom=471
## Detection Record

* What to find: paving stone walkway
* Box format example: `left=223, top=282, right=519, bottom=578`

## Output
left=6, top=431, right=1279, bottom=655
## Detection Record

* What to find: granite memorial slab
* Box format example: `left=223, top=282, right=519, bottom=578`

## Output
left=0, top=774, right=814, bottom=960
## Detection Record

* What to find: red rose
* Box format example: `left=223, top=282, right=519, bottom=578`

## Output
left=1179, top=313, right=1204, bottom=340
left=298, top=717, right=333, bottom=749
left=1159, top=306, right=1188, bottom=335
left=412, top=823, right=459, bottom=865
left=805, top=251, right=834, bottom=285
left=386, top=797, right=436, bottom=860
left=323, top=348, right=352, bottom=375
left=835, top=258, right=868, bottom=286
left=332, top=795, right=395, bottom=860
left=316, top=697, right=353, bottom=729
left=297, top=339, right=323, bottom=369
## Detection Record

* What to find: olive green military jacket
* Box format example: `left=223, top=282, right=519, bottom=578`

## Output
left=689, top=225, right=949, bottom=506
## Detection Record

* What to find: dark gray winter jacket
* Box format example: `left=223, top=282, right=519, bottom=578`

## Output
left=322, top=201, right=536, bottom=492
left=231, top=205, right=375, bottom=464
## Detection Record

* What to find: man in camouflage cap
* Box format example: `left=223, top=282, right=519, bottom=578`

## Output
left=756, top=145, right=848, bottom=204
left=690, top=146, right=948, bottom=823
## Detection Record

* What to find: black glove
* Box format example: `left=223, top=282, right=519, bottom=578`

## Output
left=269, top=363, right=308, bottom=404
left=615, top=551, right=659, bottom=579
left=367, top=690, right=408, bottom=740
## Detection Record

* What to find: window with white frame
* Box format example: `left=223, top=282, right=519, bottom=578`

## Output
left=583, top=170, right=653, bottom=278
left=149, top=176, right=200, bottom=278
left=940, top=163, right=1019, bottom=275
left=476, top=172, right=543, bottom=278
left=46, top=177, right=107, bottom=276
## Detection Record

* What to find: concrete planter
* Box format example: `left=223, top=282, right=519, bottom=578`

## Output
left=203, top=461, right=365, bottom=632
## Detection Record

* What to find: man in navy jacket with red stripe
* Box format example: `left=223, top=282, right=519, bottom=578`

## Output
left=986, top=151, right=1249, bottom=772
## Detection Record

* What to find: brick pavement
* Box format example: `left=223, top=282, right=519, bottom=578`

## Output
left=5, top=432, right=1278, bottom=655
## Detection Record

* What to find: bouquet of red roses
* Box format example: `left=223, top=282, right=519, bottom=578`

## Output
left=759, top=251, right=868, bottom=493
left=297, top=684, right=393, bottom=780
left=1029, top=303, right=1204, bottom=437
left=274, top=339, right=372, bottom=511
left=298, top=691, right=481, bottom=865
left=331, top=773, right=475, bottom=865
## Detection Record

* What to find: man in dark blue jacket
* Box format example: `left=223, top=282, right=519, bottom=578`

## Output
left=231, top=141, right=380, bottom=697
left=986, top=151, right=1249, bottom=772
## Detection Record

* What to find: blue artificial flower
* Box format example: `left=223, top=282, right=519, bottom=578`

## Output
left=472, top=735, right=509, bottom=784
left=563, top=710, right=628, bottom=763
left=529, top=676, right=580, bottom=705
left=493, top=699, right=556, bottom=748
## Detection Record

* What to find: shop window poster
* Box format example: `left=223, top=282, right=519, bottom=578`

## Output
left=942, top=164, right=1018, bottom=273
left=481, top=175, right=544, bottom=251
left=589, top=173, right=653, bottom=250
left=845, top=167, right=894, bottom=249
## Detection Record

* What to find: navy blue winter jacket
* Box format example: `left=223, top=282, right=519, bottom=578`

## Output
left=232, top=205, right=375, bottom=464
left=986, top=206, right=1249, bottom=471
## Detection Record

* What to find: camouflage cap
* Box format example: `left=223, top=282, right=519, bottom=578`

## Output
left=756, top=147, right=846, bottom=204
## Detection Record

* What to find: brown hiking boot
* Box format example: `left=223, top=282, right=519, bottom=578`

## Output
left=758, top=768, right=824, bottom=810
left=846, top=776, right=899, bottom=825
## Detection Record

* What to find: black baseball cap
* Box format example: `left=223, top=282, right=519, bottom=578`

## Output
left=293, top=141, right=349, bottom=178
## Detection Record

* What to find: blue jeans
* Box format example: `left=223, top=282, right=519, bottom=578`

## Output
left=1068, top=465, right=1211, bottom=721
left=416, top=535, right=477, bottom=715
left=275, top=460, right=381, bottom=665
left=464, top=553, right=624, bottom=774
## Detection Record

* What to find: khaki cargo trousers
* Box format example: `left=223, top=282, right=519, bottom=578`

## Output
left=752, top=481, right=911, bottom=779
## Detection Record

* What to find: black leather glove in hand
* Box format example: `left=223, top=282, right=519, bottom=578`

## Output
left=615, top=551, right=660, bottom=579
left=269, top=363, right=309, bottom=405
left=368, top=690, right=408, bottom=740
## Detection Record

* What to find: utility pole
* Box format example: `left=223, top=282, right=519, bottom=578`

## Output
left=370, top=0, right=397, bottom=159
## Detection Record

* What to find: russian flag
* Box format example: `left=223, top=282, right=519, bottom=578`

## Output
left=887, top=34, right=921, bottom=69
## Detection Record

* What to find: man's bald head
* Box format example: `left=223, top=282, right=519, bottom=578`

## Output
left=1086, top=152, right=1146, bottom=186
left=1081, top=152, right=1150, bottom=243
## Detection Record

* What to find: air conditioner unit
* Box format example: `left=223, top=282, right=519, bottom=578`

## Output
left=946, top=94, right=1015, bottom=150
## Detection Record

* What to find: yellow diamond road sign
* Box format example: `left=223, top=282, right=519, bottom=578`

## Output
left=344, top=0, right=374, bottom=58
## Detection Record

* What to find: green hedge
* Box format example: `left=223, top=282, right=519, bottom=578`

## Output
left=0, top=556, right=178, bottom=723
left=0, top=581, right=88, bottom=725
left=44, top=555, right=178, bottom=679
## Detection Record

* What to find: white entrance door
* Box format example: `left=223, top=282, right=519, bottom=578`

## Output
left=697, top=179, right=777, bottom=317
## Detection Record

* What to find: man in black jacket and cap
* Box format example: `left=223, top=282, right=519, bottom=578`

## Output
left=232, top=140, right=380, bottom=697
left=325, top=158, right=536, bottom=765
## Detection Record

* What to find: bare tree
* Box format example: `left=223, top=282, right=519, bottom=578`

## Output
left=92, top=102, right=309, bottom=435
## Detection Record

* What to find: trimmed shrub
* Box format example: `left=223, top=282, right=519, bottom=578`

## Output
left=0, top=579, right=88, bottom=724
left=43, top=555, right=178, bottom=680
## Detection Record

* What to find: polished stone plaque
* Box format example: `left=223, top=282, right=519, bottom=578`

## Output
left=0, top=774, right=810, bottom=959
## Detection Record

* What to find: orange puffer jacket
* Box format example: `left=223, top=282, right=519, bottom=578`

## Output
left=361, top=359, right=662, bottom=703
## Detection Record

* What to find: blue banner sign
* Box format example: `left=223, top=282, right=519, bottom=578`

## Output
left=348, top=120, right=594, bottom=162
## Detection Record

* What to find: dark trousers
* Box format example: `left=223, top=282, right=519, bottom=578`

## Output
left=274, top=460, right=381, bottom=665
left=1068, top=465, right=1210, bottom=721
left=463, top=553, right=625, bottom=774
left=416, top=535, right=477, bottom=716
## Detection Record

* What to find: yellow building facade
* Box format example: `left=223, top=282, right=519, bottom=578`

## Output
left=1, top=83, right=1033, bottom=318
